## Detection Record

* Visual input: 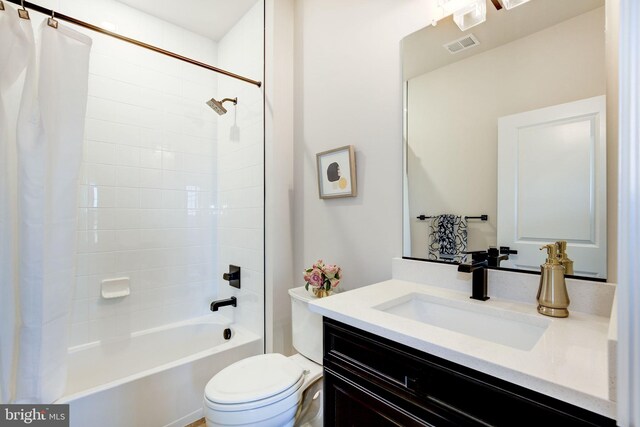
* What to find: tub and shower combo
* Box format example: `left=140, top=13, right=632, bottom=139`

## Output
left=1, top=0, right=266, bottom=423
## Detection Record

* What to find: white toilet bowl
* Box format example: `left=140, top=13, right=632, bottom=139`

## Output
left=204, top=287, right=324, bottom=427
left=203, top=353, right=322, bottom=427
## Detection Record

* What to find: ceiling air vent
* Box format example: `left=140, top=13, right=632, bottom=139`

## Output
left=443, top=34, right=480, bottom=54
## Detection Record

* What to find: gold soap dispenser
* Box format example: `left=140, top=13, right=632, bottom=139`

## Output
left=556, top=240, right=574, bottom=276
left=537, top=243, right=570, bottom=318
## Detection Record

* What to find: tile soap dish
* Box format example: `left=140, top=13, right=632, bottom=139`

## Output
left=101, top=277, right=130, bottom=299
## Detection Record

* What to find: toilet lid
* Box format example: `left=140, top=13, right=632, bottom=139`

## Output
left=205, top=353, right=304, bottom=405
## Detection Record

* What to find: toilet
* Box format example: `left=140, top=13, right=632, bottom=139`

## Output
left=203, top=287, right=324, bottom=427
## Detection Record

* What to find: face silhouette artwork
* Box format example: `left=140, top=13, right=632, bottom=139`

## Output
left=327, top=162, right=348, bottom=190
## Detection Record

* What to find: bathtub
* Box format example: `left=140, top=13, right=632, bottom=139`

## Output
left=56, top=315, right=262, bottom=427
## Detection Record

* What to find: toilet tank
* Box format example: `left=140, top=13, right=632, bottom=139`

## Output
left=288, top=287, right=323, bottom=365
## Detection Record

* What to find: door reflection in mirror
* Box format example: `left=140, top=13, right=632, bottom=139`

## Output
left=402, top=0, right=608, bottom=279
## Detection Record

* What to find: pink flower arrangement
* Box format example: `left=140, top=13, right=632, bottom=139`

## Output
left=303, top=259, right=342, bottom=293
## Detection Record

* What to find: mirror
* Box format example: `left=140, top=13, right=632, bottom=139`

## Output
left=402, top=0, right=609, bottom=279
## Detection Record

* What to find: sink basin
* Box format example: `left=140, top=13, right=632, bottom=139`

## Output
left=374, top=293, right=549, bottom=351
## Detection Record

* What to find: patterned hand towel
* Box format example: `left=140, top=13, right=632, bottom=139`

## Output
left=427, top=215, right=468, bottom=260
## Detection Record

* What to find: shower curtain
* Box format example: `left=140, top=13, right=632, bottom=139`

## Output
left=0, top=5, right=32, bottom=405
left=0, top=6, right=92, bottom=403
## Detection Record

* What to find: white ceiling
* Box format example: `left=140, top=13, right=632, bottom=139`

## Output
left=116, top=0, right=259, bottom=41
left=402, top=0, right=605, bottom=81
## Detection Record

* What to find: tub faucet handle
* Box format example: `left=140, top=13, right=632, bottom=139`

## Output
left=223, top=265, right=241, bottom=289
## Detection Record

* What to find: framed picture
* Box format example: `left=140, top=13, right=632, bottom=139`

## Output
left=316, top=145, right=357, bottom=199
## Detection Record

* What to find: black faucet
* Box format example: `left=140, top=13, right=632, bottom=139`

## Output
left=458, top=251, right=490, bottom=301
left=458, top=248, right=513, bottom=300
left=487, top=247, right=509, bottom=267
left=210, top=296, right=237, bottom=312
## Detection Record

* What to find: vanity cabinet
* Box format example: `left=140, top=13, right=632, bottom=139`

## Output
left=323, top=318, right=615, bottom=427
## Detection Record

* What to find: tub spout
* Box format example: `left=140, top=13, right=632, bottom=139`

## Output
left=210, top=296, right=237, bottom=312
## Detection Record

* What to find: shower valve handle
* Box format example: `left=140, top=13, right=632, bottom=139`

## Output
left=223, top=272, right=238, bottom=281
left=223, top=265, right=241, bottom=289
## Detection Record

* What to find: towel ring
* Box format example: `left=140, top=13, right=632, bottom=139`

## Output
left=18, top=0, right=29, bottom=19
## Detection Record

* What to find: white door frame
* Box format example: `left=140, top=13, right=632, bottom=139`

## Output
left=617, top=0, right=640, bottom=424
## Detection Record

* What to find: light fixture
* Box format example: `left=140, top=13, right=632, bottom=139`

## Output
left=435, top=0, right=487, bottom=31
left=499, top=0, right=531, bottom=10
left=453, top=0, right=486, bottom=31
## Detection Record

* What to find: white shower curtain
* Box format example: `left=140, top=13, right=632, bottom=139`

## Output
left=1, top=9, right=92, bottom=403
left=0, top=4, right=34, bottom=405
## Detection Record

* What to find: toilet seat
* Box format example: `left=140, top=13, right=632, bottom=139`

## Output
left=204, top=353, right=304, bottom=410
left=205, top=375, right=303, bottom=412
left=204, top=354, right=310, bottom=426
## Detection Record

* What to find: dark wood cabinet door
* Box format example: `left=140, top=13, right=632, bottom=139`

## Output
left=327, top=372, right=429, bottom=426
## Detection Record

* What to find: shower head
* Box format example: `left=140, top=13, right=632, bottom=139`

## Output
left=206, top=97, right=238, bottom=115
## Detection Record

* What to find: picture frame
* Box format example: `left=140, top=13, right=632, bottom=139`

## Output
left=316, top=145, right=357, bottom=199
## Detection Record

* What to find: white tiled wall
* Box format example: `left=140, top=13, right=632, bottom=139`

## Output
left=215, top=3, right=265, bottom=339
left=34, top=0, right=266, bottom=346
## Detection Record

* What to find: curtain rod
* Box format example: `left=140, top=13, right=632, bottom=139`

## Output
left=4, top=0, right=262, bottom=88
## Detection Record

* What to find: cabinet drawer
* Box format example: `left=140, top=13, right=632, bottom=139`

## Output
left=324, top=366, right=475, bottom=427
left=324, top=317, right=615, bottom=427
left=324, top=319, right=427, bottom=392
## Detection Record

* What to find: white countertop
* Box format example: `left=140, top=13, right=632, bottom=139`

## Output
left=309, top=279, right=615, bottom=419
